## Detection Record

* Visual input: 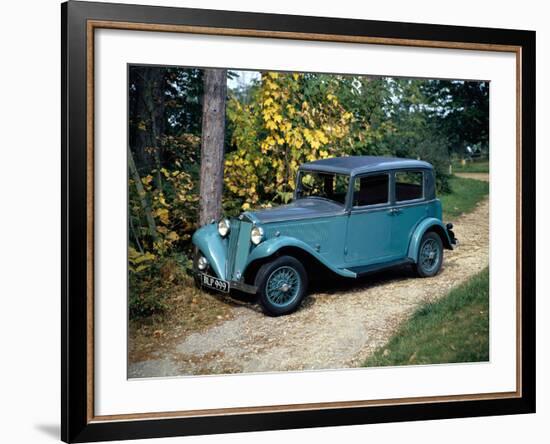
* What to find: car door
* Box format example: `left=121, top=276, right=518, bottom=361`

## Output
left=345, top=173, right=395, bottom=265
left=390, top=170, right=429, bottom=258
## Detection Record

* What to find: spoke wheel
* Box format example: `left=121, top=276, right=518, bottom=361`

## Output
left=420, top=239, right=440, bottom=273
left=415, top=232, right=443, bottom=277
left=266, top=266, right=301, bottom=307
left=255, top=256, right=308, bottom=316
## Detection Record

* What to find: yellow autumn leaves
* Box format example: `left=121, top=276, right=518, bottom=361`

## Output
left=134, top=166, right=198, bottom=256
left=128, top=247, right=156, bottom=274
left=225, top=72, right=352, bottom=210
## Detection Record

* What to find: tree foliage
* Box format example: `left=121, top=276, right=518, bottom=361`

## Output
left=225, top=72, right=352, bottom=210
left=422, top=79, right=489, bottom=155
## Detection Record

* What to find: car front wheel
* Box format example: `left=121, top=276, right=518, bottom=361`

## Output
left=415, top=231, right=444, bottom=277
left=255, top=255, right=308, bottom=316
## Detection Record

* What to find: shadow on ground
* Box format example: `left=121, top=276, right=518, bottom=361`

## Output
left=215, top=264, right=417, bottom=313
left=34, top=424, right=59, bottom=440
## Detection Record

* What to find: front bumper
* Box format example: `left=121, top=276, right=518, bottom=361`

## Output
left=228, top=279, right=258, bottom=294
left=189, top=268, right=258, bottom=295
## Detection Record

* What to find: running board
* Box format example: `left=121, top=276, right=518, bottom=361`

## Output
left=341, top=258, right=414, bottom=278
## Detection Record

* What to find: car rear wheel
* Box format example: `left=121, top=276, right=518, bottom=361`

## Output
left=415, top=231, right=444, bottom=277
left=255, top=255, right=308, bottom=316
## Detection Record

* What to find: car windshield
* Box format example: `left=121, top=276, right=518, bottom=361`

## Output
left=296, top=170, right=350, bottom=205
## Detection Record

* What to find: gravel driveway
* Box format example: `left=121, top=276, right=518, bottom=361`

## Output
left=129, top=192, right=489, bottom=378
left=454, top=172, right=489, bottom=182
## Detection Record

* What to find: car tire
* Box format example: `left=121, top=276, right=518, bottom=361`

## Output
left=415, top=231, right=444, bottom=277
left=255, top=255, right=308, bottom=316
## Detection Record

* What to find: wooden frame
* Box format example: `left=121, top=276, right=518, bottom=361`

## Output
left=62, top=1, right=536, bottom=442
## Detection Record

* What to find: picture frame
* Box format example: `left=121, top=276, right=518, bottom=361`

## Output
left=61, top=1, right=536, bottom=442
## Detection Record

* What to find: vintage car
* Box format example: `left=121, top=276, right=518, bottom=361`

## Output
left=192, top=156, right=457, bottom=316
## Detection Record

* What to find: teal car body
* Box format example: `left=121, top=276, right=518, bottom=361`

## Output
left=192, top=156, right=457, bottom=315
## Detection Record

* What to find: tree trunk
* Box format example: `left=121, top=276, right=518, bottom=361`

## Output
left=128, top=145, right=158, bottom=242
left=130, top=68, right=154, bottom=170
left=199, top=69, right=227, bottom=226
left=143, top=68, right=165, bottom=189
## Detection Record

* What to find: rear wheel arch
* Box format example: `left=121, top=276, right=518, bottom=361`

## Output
left=407, top=220, right=452, bottom=263
left=425, top=224, right=452, bottom=250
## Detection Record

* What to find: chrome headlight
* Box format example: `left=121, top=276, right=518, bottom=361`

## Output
left=217, top=218, right=231, bottom=237
left=250, top=226, right=264, bottom=245
left=197, top=255, right=209, bottom=271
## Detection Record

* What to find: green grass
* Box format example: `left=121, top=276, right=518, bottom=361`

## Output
left=452, top=159, right=489, bottom=173
left=440, top=175, right=489, bottom=220
left=363, top=267, right=489, bottom=367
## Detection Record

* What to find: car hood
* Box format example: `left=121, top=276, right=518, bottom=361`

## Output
left=244, top=198, right=345, bottom=223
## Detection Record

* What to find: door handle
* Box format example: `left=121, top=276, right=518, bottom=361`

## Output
left=389, top=208, right=402, bottom=215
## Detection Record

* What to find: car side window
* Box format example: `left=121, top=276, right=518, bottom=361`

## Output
left=395, top=171, right=423, bottom=202
left=352, top=174, right=389, bottom=207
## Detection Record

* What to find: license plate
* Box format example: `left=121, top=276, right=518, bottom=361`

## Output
left=200, top=273, right=230, bottom=293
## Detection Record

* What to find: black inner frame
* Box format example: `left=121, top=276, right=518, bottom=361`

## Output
left=62, top=1, right=536, bottom=442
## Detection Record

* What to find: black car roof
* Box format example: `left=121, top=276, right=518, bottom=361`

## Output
left=299, top=156, right=433, bottom=175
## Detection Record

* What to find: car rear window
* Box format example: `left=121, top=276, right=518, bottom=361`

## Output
left=395, top=171, right=423, bottom=202
left=353, top=174, right=389, bottom=207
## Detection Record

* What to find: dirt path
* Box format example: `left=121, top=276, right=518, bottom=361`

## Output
left=454, top=172, right=489, bottom=182
left=129, top=195, right=489, bottom=378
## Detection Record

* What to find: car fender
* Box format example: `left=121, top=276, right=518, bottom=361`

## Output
left=246, top=236, right=356, bottom=278
left=191, top=223, right=228, bottom=280
left=407, top=217, right=453, bottom=262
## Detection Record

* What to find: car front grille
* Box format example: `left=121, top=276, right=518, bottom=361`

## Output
left=226, top=219, right=252, bottom=281
left=226, top=220, right=241, bottom=279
